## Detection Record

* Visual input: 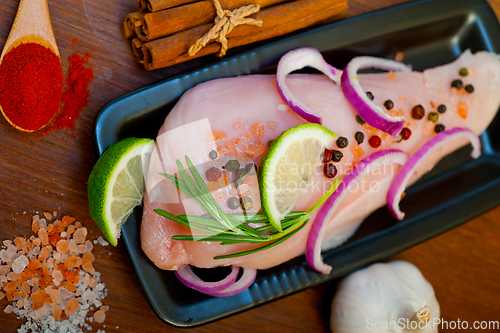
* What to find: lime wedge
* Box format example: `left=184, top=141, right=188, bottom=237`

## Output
left=258, top=124, right=336, bottom=231
left=88, top=137, right=154, bottom=246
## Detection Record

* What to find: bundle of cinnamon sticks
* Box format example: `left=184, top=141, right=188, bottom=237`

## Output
left=125, top=0, right=348, bottom=70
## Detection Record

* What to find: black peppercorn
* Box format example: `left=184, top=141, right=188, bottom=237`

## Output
left=209, top=150, right=218, bottom=160
left=336, top=137, right=349, bottom=148
left=437, top=104, right=447, bottom=114
left=465, top=84, right=474, bottom=94
left=331, top=150, right=343, bottom=162
left=411, top=104, right=425, bottom=120
left=354, top=131, right=365, bottom=144
left=356, top=114, right=366, bottom=125
left=235, top=168, right=248, bottom=182
left=434, top=124, right=445, bottom=133
left=224, top=159, right=240, bottom=172
left=245, top=163, right=257, bottom=176
left=451, top=79, right=463, bottom=89
left=366, top=91, right=374, bottom=100
left=383, top=100, right=394, bottom=110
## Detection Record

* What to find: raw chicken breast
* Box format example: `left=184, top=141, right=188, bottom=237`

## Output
left=141, top=50, right=500, bottom=270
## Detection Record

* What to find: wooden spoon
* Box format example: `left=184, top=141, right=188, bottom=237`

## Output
left=0, top=0, right=62, bottom=132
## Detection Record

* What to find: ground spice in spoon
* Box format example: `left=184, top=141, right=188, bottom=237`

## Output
left=0, top=43, right=63, bottom=132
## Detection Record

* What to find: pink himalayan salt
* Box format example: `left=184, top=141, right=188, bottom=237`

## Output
left=68, top=239, right=78, bottom=253
left=0, top=292, right=4, bottom=300
left=4, top=305, right=14, bottom=313
left=73, top=227, right=87, bottom=244
left=93, top=310, right=106, bottom=323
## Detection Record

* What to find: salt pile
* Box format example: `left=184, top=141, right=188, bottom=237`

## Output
left=0, top=213, right=109, bottom=332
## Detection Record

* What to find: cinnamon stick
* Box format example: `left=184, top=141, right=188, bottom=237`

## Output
left=137, top=0, right=200, bottom=12
left=131, top=38, right=144, bottom=63
left=140, top=0, right=348, bottom=70
left=135, top=0, right=289, bottom=42
left=123, top=12, right=144, bottom=39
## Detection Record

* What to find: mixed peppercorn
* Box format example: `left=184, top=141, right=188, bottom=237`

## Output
left=204, top=150, right=259, bottom=211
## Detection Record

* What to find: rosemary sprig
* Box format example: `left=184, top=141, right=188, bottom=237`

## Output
left=155, top=156, right=341, bottom=259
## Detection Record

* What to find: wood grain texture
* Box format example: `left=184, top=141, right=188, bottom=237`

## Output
left=0, top=0, right=499, bottom=332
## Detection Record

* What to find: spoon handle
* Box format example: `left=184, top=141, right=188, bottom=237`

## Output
left=1, top=0, right=59, bottom=61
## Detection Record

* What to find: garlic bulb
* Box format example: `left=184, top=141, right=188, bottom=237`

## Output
left=331, top=261, right=440, bottom=333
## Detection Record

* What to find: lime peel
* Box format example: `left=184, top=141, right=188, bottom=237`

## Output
left=258, top=123, right=337, bottom=231
left=88, top=137, right=154, bottom=246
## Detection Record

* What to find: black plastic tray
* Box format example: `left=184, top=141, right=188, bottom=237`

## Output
left=93, top=0, right=500, bottom=327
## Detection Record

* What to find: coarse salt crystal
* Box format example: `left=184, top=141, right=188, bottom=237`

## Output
left=97, top=237, right=109, bottom=246
left=12, top=255, right=29, bottom=274
left=93, top=310, right=106, bottom=323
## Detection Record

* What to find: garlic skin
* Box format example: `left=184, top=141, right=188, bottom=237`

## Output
left=331, top=261, right=440, bottom=333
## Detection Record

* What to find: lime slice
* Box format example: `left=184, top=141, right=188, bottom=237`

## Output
left=258, top=124, right=336, bottom=231
left=88, top=137, right=154, bottom=246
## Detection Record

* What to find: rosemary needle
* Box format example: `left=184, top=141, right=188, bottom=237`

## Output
left=155, top=156, right=341, bottom=259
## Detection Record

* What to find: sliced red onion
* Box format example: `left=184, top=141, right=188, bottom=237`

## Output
left=387, top=127, right=481, bottom=220
left=174, top=265, right=239, bottom=293
left=277, top=48, right=342, bottom=124
left=204, top=267, right=257, bottom=297
left=306, top=150, right=409, bottom=274
left=341, top=56, right=411, bottom=136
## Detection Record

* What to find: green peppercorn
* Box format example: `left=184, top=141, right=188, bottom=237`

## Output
left=331, top=150, right=343, bottom=162
left=366, top=91, right=374, bottom=100
left=240, top=197, right=253, bottom=210
left=411, top=104, right=425, bottom=120
left=354, top=131, right=365, bottom=144
left=459, top=67, right=468, bottom=76
left=336, top=137, right=349, bottom=148
left=209, top=150, right=218, bottom=160
left=245, top=163, right=257, bottom=176
left=437, top=104, right=447, bottom=114
left=427, top=112, right=439, bottom=123
left=227, top=197, right=240, bottom=210
left=224, top=159, right=240, bottom=172
left=356, top=114, right=366, bottom=125
left=451, top=79, right=463, bottom=89
left=383, top=100, right=394, bottom=110
left=434, top=124, right=445, bottom=133
left=465, top=84, right=474, bottom=93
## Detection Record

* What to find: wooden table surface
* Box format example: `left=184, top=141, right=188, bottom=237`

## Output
left=1, top=0, right=500, bottom=332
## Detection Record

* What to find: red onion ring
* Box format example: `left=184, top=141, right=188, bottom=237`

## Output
left=387, top=127, right=481, bottom=220
left=276, top=48, right=342, bottom=124
left=175, top=265, right=239, bottom=293
left=204, top=267, right=257, bottom=297
left=341, top=56, right=410, bottom=136
left=306, top=150, right=409, bottom=274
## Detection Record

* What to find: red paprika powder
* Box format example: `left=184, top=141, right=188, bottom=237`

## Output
left=0, top=43, right=63, bottom=132
left=43, top=52, right=94, bottom=133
